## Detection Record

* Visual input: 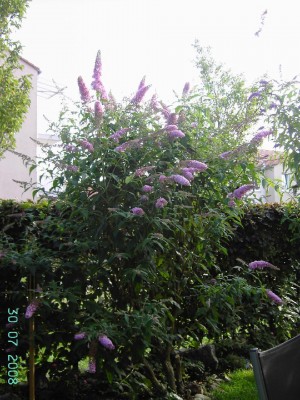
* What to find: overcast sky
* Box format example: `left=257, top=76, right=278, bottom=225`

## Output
left=16, top=0, right=300, bottom=134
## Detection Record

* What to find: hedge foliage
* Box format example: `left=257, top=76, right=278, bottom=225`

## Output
left=1, top=200, right=299, bottom=388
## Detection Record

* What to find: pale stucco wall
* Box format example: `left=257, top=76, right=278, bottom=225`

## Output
left=0, top=59, right=39, bottom=201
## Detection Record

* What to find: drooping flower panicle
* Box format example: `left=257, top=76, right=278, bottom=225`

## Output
left=74, top=332, right=87, bottom=340
left=182, top=82, right=190, bottom=96
left=155, top=197, right=168, bottom=208
left=249, top=260, right=279, bottom=270
left=92, top=50, right=108, bottom=100
left=168, top=129, right=185, bottom=139
left=142, top=185, right=153, bottom=193
left=266, top=289, right=283, bottom=305
left=78, top=76, right=91, bottom=103
left=99, top=335, right=115, bottom=350
left=80, top=140, right=94, bottom=153
left=248, top=92, right=261, bottom=101
left=250, top=130, right=272, bottom=144
left=109, top=128, right=130, bottom=142
left=131, top=85, right=151, bottom=104
left=94, top=101, right=103, bottom=125
left=233, top=184, right=255, bottom=199
left=171, top=174, right=191, bottom=186
left=131, top=207, right=145, bottom=216
left=185, top=160, right=208, bottom=172
left=25, top=299, right=39, bottom=319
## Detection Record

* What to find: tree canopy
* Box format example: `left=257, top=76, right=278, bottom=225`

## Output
left=0, top=0, right=31, bottom=158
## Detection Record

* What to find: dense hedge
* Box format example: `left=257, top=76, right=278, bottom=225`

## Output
left=219, top=203, right=300, bottom=271
left=1, top=200, right=300, bottom=397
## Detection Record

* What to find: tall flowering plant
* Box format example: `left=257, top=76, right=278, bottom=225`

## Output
left=33, top=50, right=279, bottom=397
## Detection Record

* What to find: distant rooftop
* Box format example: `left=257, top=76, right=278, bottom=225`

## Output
left=20, top=56, right=41, bottom=74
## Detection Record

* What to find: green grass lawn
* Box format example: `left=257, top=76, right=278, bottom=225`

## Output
left=211, top=369, right=258, bottom=400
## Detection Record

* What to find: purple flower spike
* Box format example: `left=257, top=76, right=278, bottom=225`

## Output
left=168, top=130, right=185, bottom=139
left=80, top=140, right=94, bottom=153
left=93, top=50, right=102, bottom=79
left=181, top=168, right=196, bottom=181
left=249, top=260, right=279, bottom=270
left=74, top=332, right=87, bottom=340
left=182, top=82, right=190, bottom=96
left=248, top=92, right=261, bottom=101
left=155, top=197, right=168, bottom=208
left=109, top=128, right=130, bottom=142
left=165, top=125, right=178, bottom=132
left=99, top=335, right=115, bottom=350
left=266, top=289, right=283, bottom=305
left=131, top=85, right=151, bottom=104
left=88, top=359, right=96, bottom=373
left=171, top=174, right=191, bottom=186
left=228, top=199, right=236, bottom=207
left=159, top=175, right=167, bottom=183
left=78, top=76, right=91, bottom=103
left=138, top=76, right=146, bottom=90
left=250, top=130, right=272, bottom=144
left=95, top=101, right=103, bottom=122
left=219, top=151, right=233, bottom=160
left=233, top=184, right=254, bottom=199
left=167, top=113, right=178, bottom=125
left=25, top=299, right=39, bottom=319
left=92, top=51, right=108, bottom=100
left=186, top=160, right=208, bottom=172
left=150, top=94, right=160, bottom=112
left=131, top=207, right=145, bottom=216
left=142, top=185, right=153, bottom=193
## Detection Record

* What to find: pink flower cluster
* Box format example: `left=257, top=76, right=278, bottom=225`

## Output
left=165, top=124, right=185, bottom=140
left=109, top=128, right=130, bottom=142
left=64, top=144, right=78, bottom=153
left=142, top=185, right=153, bottom=193
left=25, top=299, right=39, bottom=319
left=181, top=167, right=198, bottom=182
left=185, top=160, right=208, bottom=172
left=232, top=184, right=255, bottom=199
left=74, top=332, right=87, bottom=340
left=98, top=335, right=115, bottom=350
left=94, top=101, right=103, bottom=126
left=80, top=140, right=94, bottom=153
left=78, top=76, right=91, bottom=103
left=266, top=289, right=283, bottom=305
left=249, top=260, right=279, bottom=270
left=131, top=207, right=145, bottom=216
left=250, top=130, right=272, bottom=144
left=114, top=139, right=143, bottom=152
left=171, top=174, right=191, bottom=186
left=92, top=50, right=108, bottom=100
left=155, top=197, right=168, bottom=208
left=131, top=77, right=151, bottom=104
left=182, top=82, right=190, bottom=96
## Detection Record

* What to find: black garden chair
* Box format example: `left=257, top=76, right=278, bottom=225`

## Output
left=250, top=334, right=300, bottom=400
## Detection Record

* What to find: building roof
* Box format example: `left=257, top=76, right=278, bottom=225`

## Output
left=20, top=56, right=41, bottom=74
left=258, top=149, right=284, bottom=168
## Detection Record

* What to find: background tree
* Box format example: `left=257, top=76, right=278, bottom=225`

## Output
left=0, top=0, right=31, bottom=158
